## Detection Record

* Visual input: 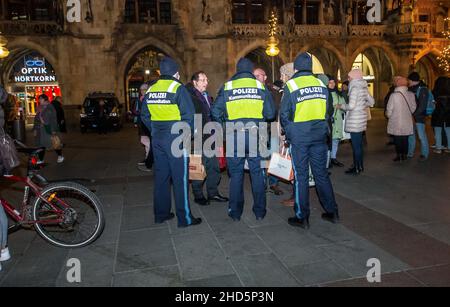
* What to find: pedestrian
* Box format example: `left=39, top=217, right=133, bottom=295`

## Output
left=96, top=99, right=108, bottom=135
left=386, top=76, right=417, bottom=162
left=280, top=53, right=339, bottom=229
left=135, top=83, right=154, bottom=172
left=140, top=57, right=202, bottom=228
left=52, top=96, right=67, bottom=133
left=337, top=69, right=375, bottom=175
left=34, top=94, right=64, bottom=163
left=384, top=85, right=396, bottom=146
left=407, top=72, right=431, bottom=161
left=341, top=80, right=349, bottom=103
left=431, top=76, right=450, bottom=154
left=212, top=58, right=275, bottom=222
left=186, top=71, right=228, bottom=206
left=328, top=75, right=346, bottom=167
left=0, top=204, right=11, bottom=272
left=254, top=68, right=284, bottom=196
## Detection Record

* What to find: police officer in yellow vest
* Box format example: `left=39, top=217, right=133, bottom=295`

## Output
left=212, top=58, right=275, bottom=221
left=280, top=53, right=339, bottom=229
left=140, top=57, right=202, bottom=228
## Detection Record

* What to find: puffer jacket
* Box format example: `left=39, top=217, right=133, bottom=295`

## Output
left=341, top=79, right=375, bottom=133
left=386, top=86, right=417, bottom=136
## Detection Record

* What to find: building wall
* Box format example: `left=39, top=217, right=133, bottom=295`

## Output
left=1, top=0, right=449, bottom=127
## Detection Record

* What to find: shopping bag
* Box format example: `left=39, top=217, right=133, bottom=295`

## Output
left=342, top=117, right=351, bottom=140
left=51, top=135, right=63, bottom=150
left=0, top=128, right=20, bottom=171
left=189, top=155, right=206, bottom=181
left=267, top=148, right=294, bottom=181
left=308, top=165, right=315, bottom=187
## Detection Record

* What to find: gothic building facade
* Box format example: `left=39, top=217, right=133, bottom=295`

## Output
left=0, top=0, right=449, bottom=125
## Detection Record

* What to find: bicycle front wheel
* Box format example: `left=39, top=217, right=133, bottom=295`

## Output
left=32, top=182, right=105, bottom=248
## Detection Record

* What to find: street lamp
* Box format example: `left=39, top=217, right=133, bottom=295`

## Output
left=0, top=34, right=10, bottom=59
left=266, top=10, right=280, bottom=83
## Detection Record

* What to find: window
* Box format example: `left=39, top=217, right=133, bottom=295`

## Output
left=232, top=0, right=284, bottom=24
left=294, top=0, right=303, bottom=24
left=2, top=0, right=57, bottom=21
left=124, top=0, right=172, bottom=24
left=419, top=15, right=429, bottom=23
left=306, top=1, right=319, bottom=25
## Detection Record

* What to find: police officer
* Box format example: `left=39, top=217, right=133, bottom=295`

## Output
left=140, top=57, right=202, bottom=228
left=280, top=53, right=339, bottom=229
left=212, top=58, right=275, bottom=221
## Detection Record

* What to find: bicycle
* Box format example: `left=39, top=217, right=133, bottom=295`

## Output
left=1, top=143, right=105, bottom=248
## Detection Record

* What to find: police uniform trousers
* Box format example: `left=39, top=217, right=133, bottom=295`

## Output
left=227, top=130, right=267, bottom=219
left=291, top=142, right=338, bottom=219
left=152, top=131, right=193, bottom=227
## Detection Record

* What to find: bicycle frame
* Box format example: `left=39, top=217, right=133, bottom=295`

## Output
left=1, top=174, right=70, bottom=226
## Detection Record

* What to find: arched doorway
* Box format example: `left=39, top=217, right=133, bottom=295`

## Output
left=349, top=47, right=394, bottom=106
left=124, top=47, right=167, bottom=111
left=4, top=50, right=61, bottom=124
left=415, top=53, right=441, bottom=88
left=245, top=47, right=283, bottom=84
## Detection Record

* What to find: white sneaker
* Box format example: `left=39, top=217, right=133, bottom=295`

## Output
left=0, top=248, right=11, bottom=262
left=57, top=156, right=65, bottom=164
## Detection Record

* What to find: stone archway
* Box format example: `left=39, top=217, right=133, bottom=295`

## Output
left=117, top=36, right=184, bottom=109
left=296, top=41, right=346, bottom=78
left=415, top=50, right=444, bottom=88
left=349, top=45, right=396, bottom=106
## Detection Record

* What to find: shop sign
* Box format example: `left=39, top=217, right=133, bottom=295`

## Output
left=14, top=58, right=57, bottom=83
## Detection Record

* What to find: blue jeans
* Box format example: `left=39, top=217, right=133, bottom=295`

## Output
left=351, top=132, right=364, bottom=169
left=408, top=123, right=429, bottom=158
left=331, top=139, right=340, bottom=159
left=0, top=205, right=7, bottom=249
left=434, top=125, right=450, bottom=150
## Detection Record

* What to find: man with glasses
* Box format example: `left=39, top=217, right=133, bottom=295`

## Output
left=187, top=71, right=229, bottom=206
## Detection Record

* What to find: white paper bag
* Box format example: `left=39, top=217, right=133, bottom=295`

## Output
left=268, top=148, right=294, bottom=181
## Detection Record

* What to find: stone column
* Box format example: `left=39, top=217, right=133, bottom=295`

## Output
left=354, top=0, right=359, bottom=25
left=302, top=0, right=307, bottom=24
left=319, top=0, right=324, bottom=24
left=1, top=0, right=7, bottom=19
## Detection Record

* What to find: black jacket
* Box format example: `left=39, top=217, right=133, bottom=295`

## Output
left=432, top=96, right=450, bottom=127
left=409, top=82, right=429, bottom=124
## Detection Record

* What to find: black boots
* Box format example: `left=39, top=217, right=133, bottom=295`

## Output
left=321, top=212, right=340, bottom=224
left=288, top=217, right=310, bottom=229
left=331, top=159, right=345, bottom=167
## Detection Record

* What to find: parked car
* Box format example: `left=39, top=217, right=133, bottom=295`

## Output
left=80, top=93, right=123, bottom=133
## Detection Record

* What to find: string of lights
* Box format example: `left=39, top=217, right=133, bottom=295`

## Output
left=437, top=17, right=450, bottom=73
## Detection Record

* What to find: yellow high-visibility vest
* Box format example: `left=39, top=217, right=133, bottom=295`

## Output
left=146, top=79, right=182, bottom=121
left=224, top=78, right=265, bottom=120
left=286, top=75, right=327, bottom=123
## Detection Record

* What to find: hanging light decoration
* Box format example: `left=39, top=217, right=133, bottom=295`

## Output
left=0, top=33, right=10, bottom=59
left=266, top=10, right=280, bottom=57
left=437, top=17, right=450, bottom=73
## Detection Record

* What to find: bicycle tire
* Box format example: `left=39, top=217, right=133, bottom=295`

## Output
left=32, top=182, right=105, bottom=248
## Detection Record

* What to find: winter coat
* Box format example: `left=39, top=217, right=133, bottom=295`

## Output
left=386, top=86, right=417, bottom=136
left=431, top=95, right=450, bottom=128
left=330, top=91, right=346, bottom=140
left=52, top=100, right=67, bottom=133
left=341, top=79, right=375, bottom=133
left=34, top=103, right=59, bottom=149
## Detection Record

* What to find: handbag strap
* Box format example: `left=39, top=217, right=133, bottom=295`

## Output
left=395, top=91, right=414, bottom=115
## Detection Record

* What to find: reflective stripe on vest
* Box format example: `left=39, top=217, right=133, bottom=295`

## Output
left=146, top=80, right=182, bottom=121
left=287, top=76, right=327, bottom=123
left=224, top=78, right=264, bottom=120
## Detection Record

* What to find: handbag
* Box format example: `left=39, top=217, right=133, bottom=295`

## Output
left=396, top=91, right=414, bottom=115
left=51, top=134, right=63, bottom=150
left=189, top=155, right=206, bottom=181
left=0, top=128, right=20, bottom=171
left=267, top=147, right=294, bottom=181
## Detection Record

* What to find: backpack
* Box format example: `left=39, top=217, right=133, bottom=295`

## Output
left=416, top=86, right=436, bottom=116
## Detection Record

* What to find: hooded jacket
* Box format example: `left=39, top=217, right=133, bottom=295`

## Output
left=280, top=70, right=332, bottom=145
left=386, top=86, right=417, bottom=136
left=340, top=79, right=375, bottom=133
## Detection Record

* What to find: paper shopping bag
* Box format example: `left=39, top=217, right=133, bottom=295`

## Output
left=189, top=155, right=206, bottom=181
left=267, top=149, right=294, bottom=181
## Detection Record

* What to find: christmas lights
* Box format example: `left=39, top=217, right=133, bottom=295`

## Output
left=437, top=17, right=450, bottom=73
